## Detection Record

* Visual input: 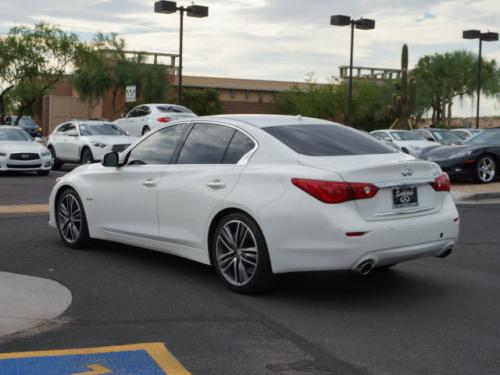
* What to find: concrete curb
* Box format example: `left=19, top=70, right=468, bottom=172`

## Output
left=451, top=191, right=500, bottom=203
left=0, top=272, right=72, bottom=338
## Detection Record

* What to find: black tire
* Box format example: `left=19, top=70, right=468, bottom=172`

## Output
left=80, top=147, right=94, bottom=165
left=142, top=126, right=150, bottom=136
left=48, top=146, right=63, bottom=170
left=55, top=188, right=90, bottom=249
left=37, top=170, right=50, bottom=176
left=474, top=155, right=496, bottom=184
left=211, top=212, right=273, bottom=294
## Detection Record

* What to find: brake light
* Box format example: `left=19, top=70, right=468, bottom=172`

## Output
left=431, top=173, right=450, bottom=192
left=291, top=178, right=378, bottom=204
left=157, top=117, right=171, bottom=123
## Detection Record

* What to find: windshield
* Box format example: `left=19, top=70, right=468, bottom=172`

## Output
left=464, top=130, right=500, bottom=145
left=390, top=131, right=422, bottom=141
left=0, top=128, right=32, bottom=141
left=79, top=123, right=127, bottom=136
left=157, top=105, right=194, bottom=114
left=18, top=117, right=38, bottom=128
left=263, top=124, right=396, bottom=156
left=430, top=130, right=462, bottom=143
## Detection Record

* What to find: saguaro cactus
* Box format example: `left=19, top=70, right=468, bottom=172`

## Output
left=390, top=44, right=417, bottom=129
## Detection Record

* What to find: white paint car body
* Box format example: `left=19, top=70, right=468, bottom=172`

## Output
left=114, top=103, right=197, bottom=136
left=0, top=126, right=52, bottom=174
left=370, top=129, right=436, bottom=157
left=47, top=120, right=138, bottom=166
left=49, top=115, right=459, bottom=291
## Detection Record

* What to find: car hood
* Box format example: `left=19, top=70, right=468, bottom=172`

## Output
left=419, top=144, right=484, bottom=158
left=0, top=141, right=48, bottom=154
left=82, top=135, right=137, bottom=144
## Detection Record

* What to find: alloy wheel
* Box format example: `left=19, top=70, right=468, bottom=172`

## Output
left=215, top=220, right=258, bottom=286
left=478, top=156, right=496, bottom=183
left=57, top=194, right=82, bottom=243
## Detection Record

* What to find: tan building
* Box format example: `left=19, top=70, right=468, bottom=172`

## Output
left=38, top=75, right=313, bottom=135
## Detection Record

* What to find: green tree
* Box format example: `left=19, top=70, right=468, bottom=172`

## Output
left=0, top=23, right=80, bottom=122
left=182, top=88, right=224, bottom=115
left=276, top=79, right=393, bottom=131
left=412, top=51, right=500, bottom=127
left=72, top=33, right=170, bottom=117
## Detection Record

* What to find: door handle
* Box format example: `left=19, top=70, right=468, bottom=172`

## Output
left=207, top=180, right=226, bottom=189
left=141, top=179, right=157, bottom=188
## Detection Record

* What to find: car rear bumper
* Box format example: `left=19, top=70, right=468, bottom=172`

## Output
left=262, top=193, right=459, bottom=274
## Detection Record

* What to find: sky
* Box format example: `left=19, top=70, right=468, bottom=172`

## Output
left=0, top=0, right=499, bottom=117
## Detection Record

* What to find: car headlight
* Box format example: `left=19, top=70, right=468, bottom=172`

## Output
left=92, top=142, right=107, bottom=148
left=0, top=152, right=6, bottom=157
left=41, top=150, right=51, bottom=157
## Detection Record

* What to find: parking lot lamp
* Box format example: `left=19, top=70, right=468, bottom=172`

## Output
left=462, top=29, right=499, bottom=129
left=154, top=1, right=209, bottom=104
left=330, top=15, right=375, bottom=127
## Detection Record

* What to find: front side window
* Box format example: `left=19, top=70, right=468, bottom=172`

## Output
left=127, top=107, right=142, bottom=118
left=177, top=123, right=235, bottom=164
left=390, top=131, right=422, bottom=141
left=127, top=124, right=188, bottom=165
left=264, top=124, right=395, bottom=156
left=63, top=124, right=76, bottom=135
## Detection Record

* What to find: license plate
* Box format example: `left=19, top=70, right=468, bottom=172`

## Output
left=392, top=186, right=418, bottom=208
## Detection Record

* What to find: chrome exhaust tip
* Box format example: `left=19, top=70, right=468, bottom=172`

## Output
left=438, top=247, right=453, bottom=258
left=357, top=260, right=374, bottom=275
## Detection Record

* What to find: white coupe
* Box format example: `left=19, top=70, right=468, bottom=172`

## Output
left=114, top=103, right=197, bottom=136
left=0, top=126, right=52, bottom=175
left=49, top=115, right=459, bottom=293
left=47, top=120, right=138, bottom=169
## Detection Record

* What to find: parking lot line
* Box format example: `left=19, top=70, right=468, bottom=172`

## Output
left=0, top=204, right=49, bottom=214
left=0, top=342, right=191, bottom=375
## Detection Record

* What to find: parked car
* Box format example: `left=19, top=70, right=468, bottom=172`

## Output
left=451, top=128, right=483, bottom=141
left=420, top=129, right=500, bottom=183
left=0, top=126, right=52, bottom=175
left=413, top=128, right=463, bottom=145
left=114, top=104, right=197, bottom=136
left=49, top=115, right=459, bottom=293
left=370, top=129, right=436, bottom=156
left=47, top=120, right=138, bottom=169
left=4, top=116, right=43, bottom=138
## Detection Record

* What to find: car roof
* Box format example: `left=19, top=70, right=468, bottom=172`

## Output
left=197, top=114, right=334, bottom=129
left=0, top=125, right=25, bottom=129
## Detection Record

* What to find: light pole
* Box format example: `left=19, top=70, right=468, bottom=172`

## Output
left=330, top=15, right=375, bottom=127
left=155, top=1, right=209, bottom=104
left=462, top=29, right=498, bottom=129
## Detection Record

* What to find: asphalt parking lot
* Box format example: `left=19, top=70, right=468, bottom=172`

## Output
left=0, top=170, right=499, bottom=374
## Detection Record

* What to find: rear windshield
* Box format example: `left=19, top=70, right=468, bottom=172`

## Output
left=263, top=124, right=396, bottom=156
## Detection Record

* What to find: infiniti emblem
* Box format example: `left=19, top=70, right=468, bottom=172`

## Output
left=401, top=168, right=413, bottom=177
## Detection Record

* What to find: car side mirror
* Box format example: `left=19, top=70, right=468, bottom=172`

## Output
left=102, top=152, right=121, bottom=168
left=67, top=130, right=78, bottom=137
left=427, top=137, right=435, bottom=142
left=34, top=137, right=42, bottom=143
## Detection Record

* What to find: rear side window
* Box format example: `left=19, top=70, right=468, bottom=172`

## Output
left=223, top=131, right=255, bottom=164
left=177, top=123, right=235, bottom=164
left=127, top=124, right=187, bottom=165
left=263, top=124, right=395, bottom=156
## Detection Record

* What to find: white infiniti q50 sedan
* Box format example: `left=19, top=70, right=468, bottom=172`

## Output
left=48, top=115, right=459, bottom=293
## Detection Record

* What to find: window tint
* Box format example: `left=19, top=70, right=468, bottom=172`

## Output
left=263, top=124, right=395, bottom=156
left=223, top=131, right=255, bottom=164
left=56, top=124, right=70, bottom=133
left=177, top=123, right=235, bottom=164
left=62, top=124, right=76, bottom=134
left=127, top=124, right=187, bottom=165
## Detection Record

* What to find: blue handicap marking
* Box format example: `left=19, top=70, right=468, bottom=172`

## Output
left=0, top=342, right=190, bottom=375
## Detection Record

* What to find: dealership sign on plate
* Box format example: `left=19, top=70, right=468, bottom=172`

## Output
left=125, top=85, right=136, bottom=103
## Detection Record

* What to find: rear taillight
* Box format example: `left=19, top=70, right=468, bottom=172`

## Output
left=291, top=178, right=378, bottom=204
left=157, top=117, right=171, bottom=123
left=431, top=173, right=450, bottom=192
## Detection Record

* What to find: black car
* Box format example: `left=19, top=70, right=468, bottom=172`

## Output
left=420, top=129, right=500, bottom=183
left=4, top=116, right=43, bottom=138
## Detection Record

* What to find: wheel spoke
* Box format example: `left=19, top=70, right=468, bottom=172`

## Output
left=237, top=226, right=248, bottom=249
left=240, top=257, right=257, bottom=267
left=222, top=257, right=236, bottom=273
left=222, top=226, right=236, bottom=248
left=218, top=235, right=234, bottom=253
